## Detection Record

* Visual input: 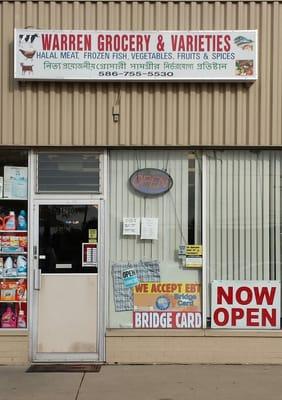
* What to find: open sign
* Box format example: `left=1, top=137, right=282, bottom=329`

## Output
left=122, top=268, right=139, bottom=288
left=211, top=281, right=280, bottom=329
left=129, top=168, right=173, bottom=196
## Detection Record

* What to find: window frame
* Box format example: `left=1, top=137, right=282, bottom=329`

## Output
left=36, top=151, right=103, bottom=194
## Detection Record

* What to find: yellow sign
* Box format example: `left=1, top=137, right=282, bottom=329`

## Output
left=186, top=245, right=202, bottom=257
left=134, top=282, right=201, bottom=312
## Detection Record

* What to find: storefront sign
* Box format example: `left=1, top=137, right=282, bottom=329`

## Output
left=133, top=282, right=201, bottom=328
left=130, top=168, right=173, bottom=196
left=14, top=29, right=257, bottom=82
left=211, top=281, right=280, bottom=329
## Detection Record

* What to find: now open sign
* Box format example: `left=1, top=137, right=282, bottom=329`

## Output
left=211, top=281, right=281, bottom=329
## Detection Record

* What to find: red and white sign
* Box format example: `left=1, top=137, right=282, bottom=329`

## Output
left=133, top=311, right=202, bottom=329
left=14, top=29, right=257, bottom=82
left=211, top=281, right=280, bottom=329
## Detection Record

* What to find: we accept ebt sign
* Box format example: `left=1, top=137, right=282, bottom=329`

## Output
left=211, top=281, right=280, bottom=329
left=14, top=29, right=257, bottom=81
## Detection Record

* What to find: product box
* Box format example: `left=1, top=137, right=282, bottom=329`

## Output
left=1, top=235, right=26, bottom=252
left=0, top=281, right=17, bottom=301
left=16, top=279, right=27, bottom=301
left=4, top=166, right=27, bottom=199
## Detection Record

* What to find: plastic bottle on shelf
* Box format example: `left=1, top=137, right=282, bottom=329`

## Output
left=0, top=257, right=3, bottom=277
left=17, top=210, right=27, bottom=230
left=4, top=211, right=16, bottom=230
left=16, top=256, right=27, bottom=277
left=17, top=310, right=27, bottom=328
left=1, top=306, right=17, bottom=328
left=3, top=257, right=17, bottom=277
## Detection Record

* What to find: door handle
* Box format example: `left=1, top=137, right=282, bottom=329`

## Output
left=33, top=245, right=38, bottom=260
left=34, top=268, right=41, bottom=290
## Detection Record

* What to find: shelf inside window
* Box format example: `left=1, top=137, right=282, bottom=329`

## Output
left=0, top=300, right=27, bottom=303
left=0, top=198, right=27, bottom=201
left=0, top=251, right=27, bottom=255
left=0, top=277, right=27, bottom=280
left=0, top=230, right=27, bottom=233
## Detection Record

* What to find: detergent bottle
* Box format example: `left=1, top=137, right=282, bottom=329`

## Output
left=3, top=256, right=17, bottom=277
left=1, top=306, right=17, bottom=328
left=16, top=255, right=27, bottom=276
left=4, top=211, right=16, bottom=230
left=17, top=310, right=27, bottom=328
left=17, top=210, right=27, bottom=230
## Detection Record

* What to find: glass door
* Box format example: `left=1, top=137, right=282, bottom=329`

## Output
left=32, top=201, right=102, bottom=362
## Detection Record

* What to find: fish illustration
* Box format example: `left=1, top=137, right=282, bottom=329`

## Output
left=234, top=36, right=254, bottom=46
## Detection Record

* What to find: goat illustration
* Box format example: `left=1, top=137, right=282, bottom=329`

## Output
left=20, top=63, right=33, bottom=75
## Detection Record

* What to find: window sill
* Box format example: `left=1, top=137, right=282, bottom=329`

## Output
left=0, top=329, right=28, bottom=336
left=106, top=328, right=282, bottom=338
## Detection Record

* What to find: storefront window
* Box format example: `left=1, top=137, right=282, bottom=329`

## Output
left=37, top=152, right=101, bottom=193
left=109, top=150, right=282, bottom=330
left=108, top=150, right=202, bottom=329
left=0, top=150, right=28, bottom=329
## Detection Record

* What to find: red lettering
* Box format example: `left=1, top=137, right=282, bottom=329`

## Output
left=186, top=35, right=193, bottom=51
left=217, top=35, right=223, bottom=51
left=60, top=34, right=67, bottom=50
left=41, top=33, right=92, bottom=51
left=41, top=34, right=52, bottom=50
left=236, top=286, right=252, bottom=305
left=224, top=34, right=231, bottom=51
left=205, top=34, right=212, bottom=51
left=254, top=286, right=276, bottom=305
left=231, top=308, right=244, bottom=326
left=213, top=308, right=229, bottom=326
left=246, top=308, right=259, bottom=326
left=84, top=35, right=92, bottom=51
left=52, top=34, right=59, bottom=50
left=144, top=35, right=151, bottom=51
left=178, top=36, right=185, bottom=51
left=97, top=34, right=104, bottom=51
left=69, top=34, right=76, bottom=50
left=198, top=35, right=205, bottom=51
left=261, top=308, right=276, bottom=327
left=217, top=286, right=233, bottom=304
left=129, top=35, right=135, bottom=51
left=77, top=34, right=83, bottom=51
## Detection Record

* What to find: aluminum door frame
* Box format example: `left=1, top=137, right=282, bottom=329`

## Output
left=28, top=150, right=108, bottom=363
left=30, top=199, right=105, bottom=362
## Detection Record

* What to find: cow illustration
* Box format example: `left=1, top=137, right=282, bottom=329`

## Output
left=19, top=33, right=38, bottom=45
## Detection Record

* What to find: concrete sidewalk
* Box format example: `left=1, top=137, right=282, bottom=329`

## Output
left=0, top=365, right=282, bottom=400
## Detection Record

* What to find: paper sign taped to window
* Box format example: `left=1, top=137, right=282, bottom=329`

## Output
left=123, top=218, right=140, bottom=235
